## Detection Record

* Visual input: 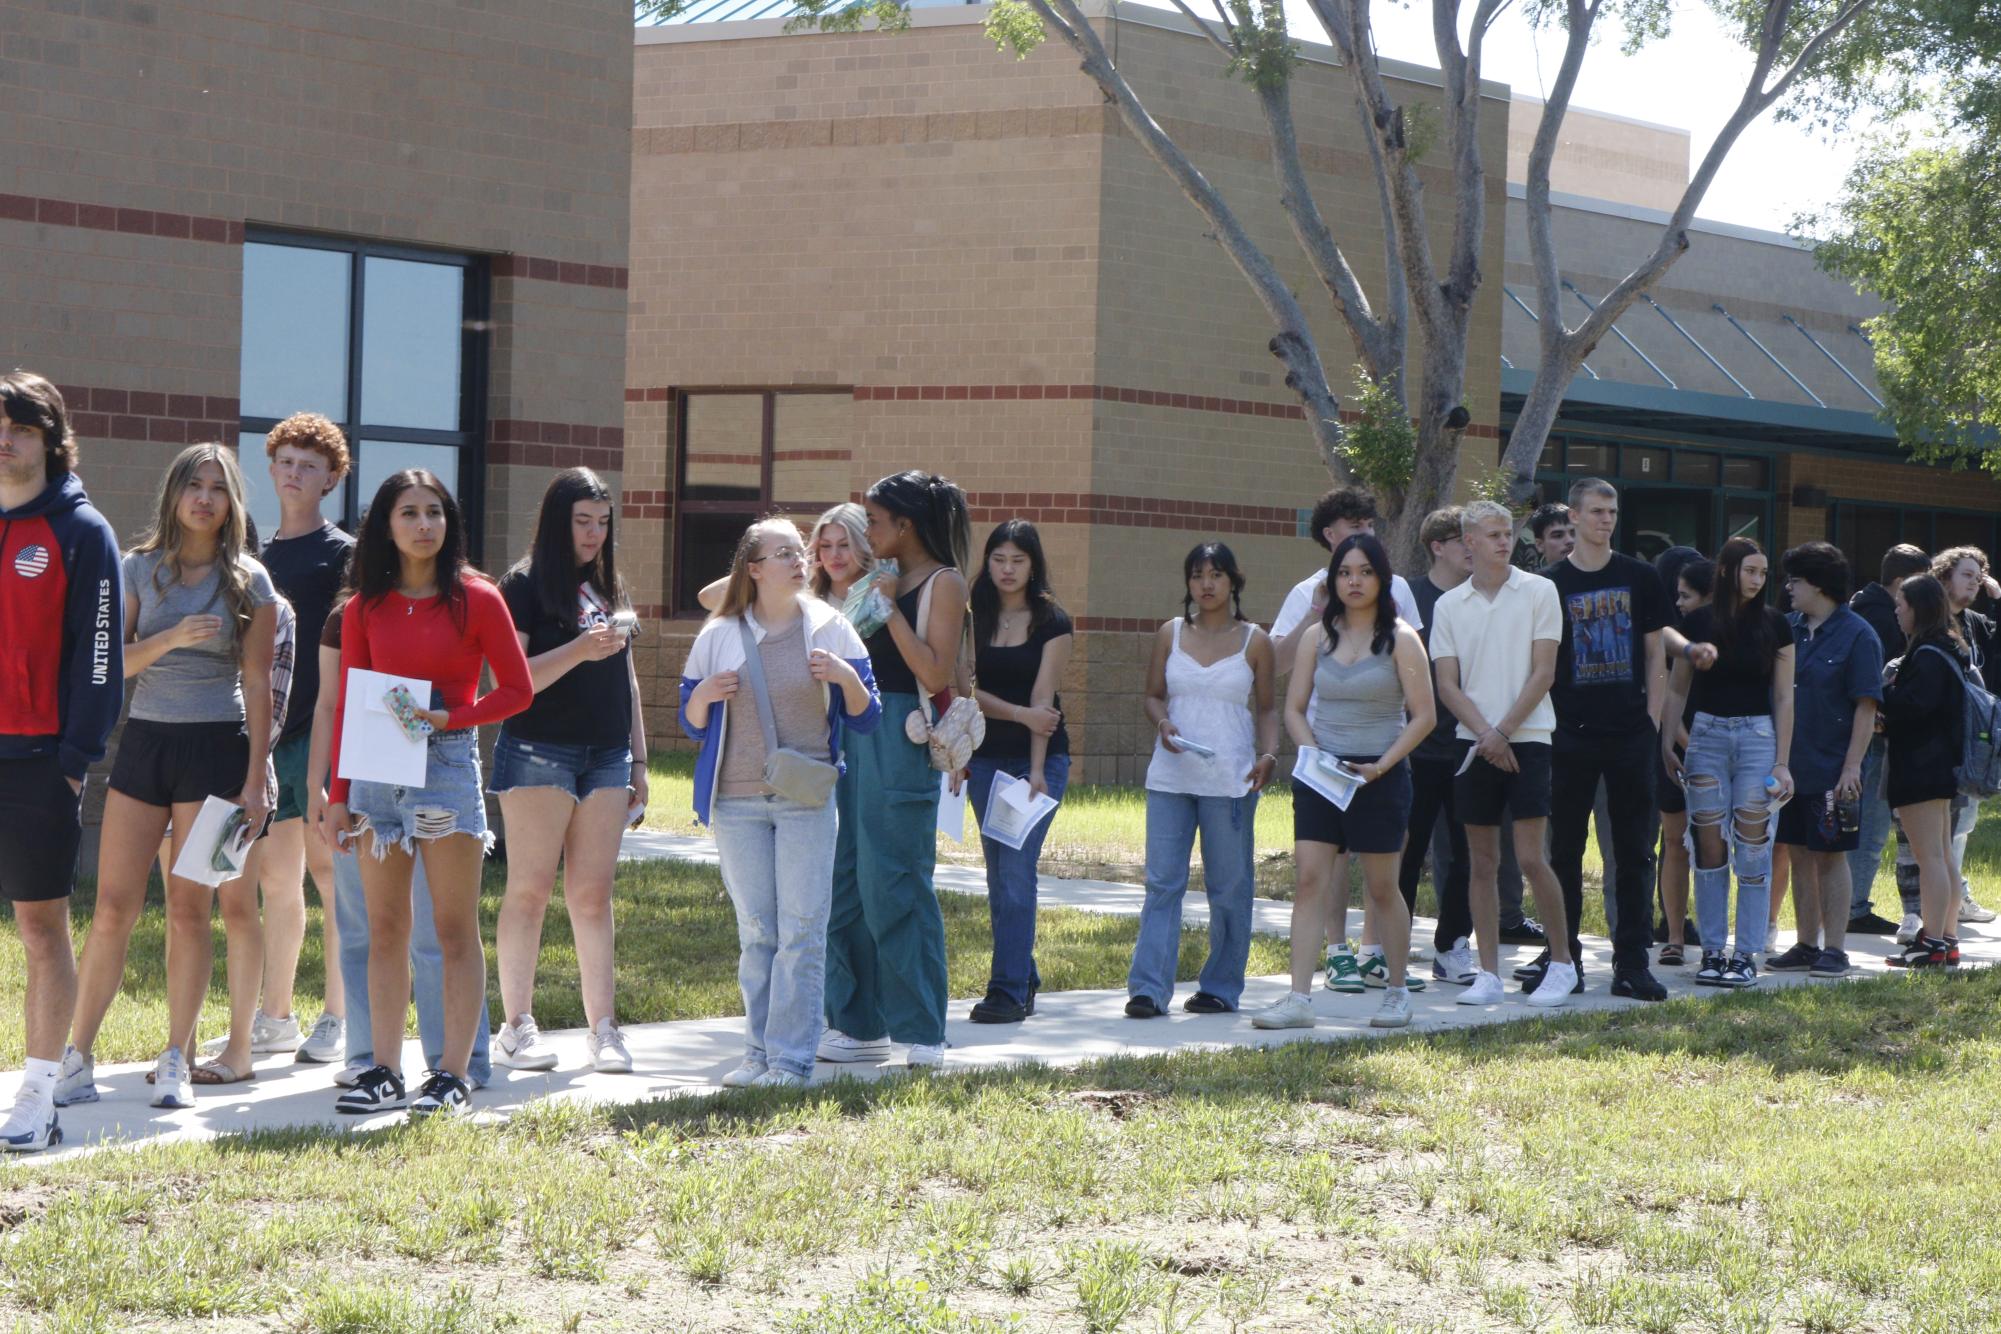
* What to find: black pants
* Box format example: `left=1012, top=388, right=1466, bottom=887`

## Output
left=1400, top=753, right=1470, bottom=951
left=1549, top=727, right=1658, bottom=971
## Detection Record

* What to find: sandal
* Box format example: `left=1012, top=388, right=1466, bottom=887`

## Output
left=191, top=1059, right=255, bottom=1085
left=1658, top=942, right=1685, bottom=967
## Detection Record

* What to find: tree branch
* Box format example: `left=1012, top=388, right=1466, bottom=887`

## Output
left=1524, top=0, right=1600, bottom=347
left=1167, top=0, right=1239, bottom=59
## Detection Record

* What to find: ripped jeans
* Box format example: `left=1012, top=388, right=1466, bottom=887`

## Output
left=1684, top=712, right=1778, bottom=957
left=348, top=730, right=491, bottom=856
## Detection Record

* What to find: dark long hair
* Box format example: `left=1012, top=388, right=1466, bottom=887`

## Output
left=1712, top=536, right=1780, bottom=672
left=970, top=519, right=1060, bottom=646
left=1181, top=542, right=1246, bottom=623
left=355, top=468, right=470, bottom=626
left=866, top=470, right=971, bottom=572
left=512, top=467, right=628, bottom=622
left=1321, top=533, right=1398, bottom=656
left=1900, top=574, right=1967, bottom=659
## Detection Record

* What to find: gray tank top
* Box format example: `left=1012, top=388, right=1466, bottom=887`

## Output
left=1311, top=645, right=1406, bottom=757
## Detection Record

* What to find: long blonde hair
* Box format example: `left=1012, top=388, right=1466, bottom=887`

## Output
left=808, top=502, right=876, bottom=601
left=709, top=517, right=807, bottom=624
left=129, top=442, right=258, bottom=651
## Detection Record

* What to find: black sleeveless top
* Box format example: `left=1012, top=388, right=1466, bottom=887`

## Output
left=864, top=576, right=934, bottom=697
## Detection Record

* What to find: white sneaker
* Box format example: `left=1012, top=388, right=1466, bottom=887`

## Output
left=52, top=1045, right=97, bottom=1107
left=906, top=1044, right=945, bottom=1068
left=333, top=1056, right=372, bottom=1088
left=1897, top=912, right=1923, bottom=945
left=0, top=1094, right=61, bottom=1153
left=1526, top=961, right=1579, bottom=1008
left=1432, top=937, right=1477, bottom=986
left=495, top=1014, right=559, bottom=1071
left=721, top=1059, right=768, bottom=1088
left=1250, top=993, right=1316, bottom=1030
left=296, top=1013, right=345, bottom=1064
left=816, top=1030, right=892, bottom=1063
left=199, top=1008, right=302, bottom=1057
left=1370, top=989, right=1412, bottom=1029
left=751, top=1067, right=808, bottom=1088
left=587, top=1018, right=633, bottom=1074
left=1959, top=893, right=1998, bottom=925
left=150, top=1048, right=194, bottom=1110
left=1456, top=971, right=1504, bottom=1006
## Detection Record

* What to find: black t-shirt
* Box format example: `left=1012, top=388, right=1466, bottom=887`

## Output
left=973, top=608, right=1072, bottom=760
left=259, top=523, right=353, bottom=741
left=864, top=574, right=939, bottom=698
left=1544, top=553, right=1669, bottom=736
left=1410, top=575, right=1460, bottom=761
left=497, top=568, right=632, bottom=746
left=1681, top=604, right=1792, bottom=718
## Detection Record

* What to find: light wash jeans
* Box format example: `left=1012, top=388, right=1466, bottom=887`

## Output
left=1128, top=788, right=1259, bottom=1008
left=1952, top=794, right=1979, bottom=900
left=333, top=847, right=492, bottom=1086
left=1684, top=712, right=1779, bottom=957
left=1846, top=735, right=1891, bottom=918
left=713, top=792, right=838, bottom=1078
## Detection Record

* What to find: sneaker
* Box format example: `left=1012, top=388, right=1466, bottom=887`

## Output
left=1847, top=911, right=1899, bottom=936
left=1946, top=936, right=1962, bottom=966
left=1526, top=961, right=1578, bottom=1008
left=721, top=1059, right=767, bottom=1088
left=334, top=1065, right=407, bottom=1113
left=1610, top=967, right=1668, bottom=1002
left=149, top=1048, right=193, bottom=1109
left=296, top=1013, right=345, bottom=1064
left=1512, top=948, right=1551, bottom=982
left=1809, top=949, right=1850, bottom=980
left=0, top=1096, right=60, bottom=1153
left=1766, top=942, right=1821, bottom=972
left=1719, top=954, right=1759, bottom=988
left=1431, top=937, right=1477, bottom=985
left=1324, top=949, right=1363, bottom=994
left=1250, top=993, right=1316, bottom=1030
left=333, top=1056, right=372, bottom=1089
left=905, top=1044, right=945, bottom=1069
left=1456, top=971, right=1504, bottom=1006
left=1518, top=957, right=1585, bottom=995
left=1896, top=912, right=1923, bottom=945
left=1959, top=893, right=1997, bottom=925
left=587, top=1019, right=633, bottom=1074
left=1182, top=991, right=1232, bottom=1014
left=1124, top=996, right=1164, bottom=1019
left=969, top=988, right=1030, bottom=1024
left=250, top=1010, right=302, bottom=1054
left=1370, top=989, right=1412, bottom=1029
left=1902, top=935, right=1952, bottom=969
left=750, top=1068, right=808, bottom=1088
left=1356, top=951, right=1426, bottom=991
left=52, top=1045, right=97, bottom=1108
left=1694, top=952, right=1728, bottom=986
left=1498, top=918, right=1549, bottom=946
left=495, top=1014, right=559, bottom=1071
left=408, top=1071, right=471, bottom=1120
left=816, top=1030, right=892, bottom=1062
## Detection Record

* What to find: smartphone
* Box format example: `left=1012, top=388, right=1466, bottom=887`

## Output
left=610, top=610, right=639, bottom=639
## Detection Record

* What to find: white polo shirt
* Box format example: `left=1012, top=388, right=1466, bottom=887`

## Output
left=1272, top=569, right=1421, bottom=639
left=1428, top=566, right=1564, bottom=744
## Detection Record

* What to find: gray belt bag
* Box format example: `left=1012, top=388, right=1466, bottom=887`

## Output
left=737, top=618, right=839, bottom=807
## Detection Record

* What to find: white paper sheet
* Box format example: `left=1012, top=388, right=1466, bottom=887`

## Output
left=170, top=795, right=254, bottom=887
left=1291, top=746, right=1366, bottom=811
left=981, top=772, right=1060, bottom=851
left=338, top=668, right=433, bottom=787
left=937, top=770, right=969, bottom=843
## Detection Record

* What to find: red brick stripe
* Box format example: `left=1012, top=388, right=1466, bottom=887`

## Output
left=489, top=418, right=625, bottom=472
left=965, top=491, right=1299, bottom=537
left=491, top=254, right=629, bottom=290
left=686, top=449, right=851, bottom=467
left=621, top=489, right=672, bottom=521
left=55, top=385, right=240, bottom=445
left=1071, top=616, right=1161, bottom=633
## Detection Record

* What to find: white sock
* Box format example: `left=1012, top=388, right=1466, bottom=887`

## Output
left=1361, top=944, right=1385, bottom=958
left=1386, top=986, right=1408, bottom=999
left=20, top=1057, right=59, bottom=1103
left=1288, top=991, right=1311, bottom=1005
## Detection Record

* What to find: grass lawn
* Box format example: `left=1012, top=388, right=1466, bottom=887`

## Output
left=2, top=968, right=1997, bottom=1331
left=0, top=860, right=1289, bottom=1070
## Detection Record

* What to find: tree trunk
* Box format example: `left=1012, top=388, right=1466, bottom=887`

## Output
left=1499, top=362, right=1571, bottom=502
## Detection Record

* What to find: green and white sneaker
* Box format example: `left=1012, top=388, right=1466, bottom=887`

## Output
left=1324, top=949, right=1364, bottom=993
left=1356, top=950, right=1427, bottom=991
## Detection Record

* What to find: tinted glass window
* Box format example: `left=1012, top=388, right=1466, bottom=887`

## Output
left=240, top=244, right=350, bottom=420
left=360, top=258, right=464, bottom=430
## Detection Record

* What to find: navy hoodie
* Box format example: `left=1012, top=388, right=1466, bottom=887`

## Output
left=0, top=473, right=124, bottom=780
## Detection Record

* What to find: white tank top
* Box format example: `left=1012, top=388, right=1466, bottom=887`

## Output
left=1145, top=620, right=1258, bottom=798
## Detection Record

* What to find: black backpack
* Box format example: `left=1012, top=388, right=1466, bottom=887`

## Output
left=1917, top=644, right=2001, bottom=798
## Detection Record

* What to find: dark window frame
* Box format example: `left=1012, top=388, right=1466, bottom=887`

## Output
left=239, top=227, right=490, bottom=560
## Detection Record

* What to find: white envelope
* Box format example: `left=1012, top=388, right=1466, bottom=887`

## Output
left=1291, top=746, right=1365, bottom=811
left=170, top=795, right=254, bottom=887
left=982, top=772, right=1059, bottom=851
left=338, top=668, right=433, bottom=787
left=938, top=770, right=969, bottom=843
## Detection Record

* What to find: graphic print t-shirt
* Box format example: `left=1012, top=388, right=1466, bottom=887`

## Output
left=1543, top=553, right=1669, bottom=736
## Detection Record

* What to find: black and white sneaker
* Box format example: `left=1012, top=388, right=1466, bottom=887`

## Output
left=1694, top=952, right=1728, bottom=986
left=1719, top=953, right=1759, bottom=988
left=408, top=1071, right=471, bottom=1120
left=334, top=1065, right=407, bottom=1114
left=1511, top=947, right=1551, bottom=982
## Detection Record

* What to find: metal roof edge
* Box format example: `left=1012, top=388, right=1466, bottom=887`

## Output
left=1498, top=366, right=1897, bottom=441
left=1502, top=180, right=1811, bottom=251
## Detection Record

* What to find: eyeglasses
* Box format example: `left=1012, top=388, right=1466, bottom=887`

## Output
left=751, top=546, right=806, bottom=565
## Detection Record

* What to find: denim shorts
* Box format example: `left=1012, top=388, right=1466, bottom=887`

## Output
left=488, top=730, right=632, bottom=802
left=349, top=729, right=491, bottom=856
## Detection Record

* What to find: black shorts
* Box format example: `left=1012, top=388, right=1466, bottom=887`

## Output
left=1657, top=746, right=1687, bottom=815
left=109, top=719, right=251, bottom=808
left=1453, top=741, right=1553, bottom=823
left=1294, top=757, right=1412, bottom=853
left=1776, top=792, right=1860, bottom=853
left=0, top=754, right=84, bottom=902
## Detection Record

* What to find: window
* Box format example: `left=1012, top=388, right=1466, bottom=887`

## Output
left=1722, top=456, right=1769, bottom=490
left=675, top=389, right=852, bottom=611
left=237, top=231, right=486, bottom=551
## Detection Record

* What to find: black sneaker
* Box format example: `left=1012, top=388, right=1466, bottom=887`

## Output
left=1182, top=991, right=1232, bottom=1014
left=1809, top=949, right=1850, bottom=980
left=1887, top=936, right=1942, bottom=968
left=1766, top=942, right=1820, bottom=972
left=334, top=1065, right=406, bottom=1114
left=1718, top=954, right=1758, bottom=988
left=1124, top=996, right=1163, bottom=1019
left=1511, top=947, right=1551, bottom=982
left=1694, top=952, right=1727, bottom=986
left=1847, top=911, right=1900, bottom=936
left=408, top=1070, right=471, bottom=1120
left=1499, top=918, right=1549, bottom=946
left=1610, top=967, right=1668, bottom=1002
left=969, top=988, right=1029, bottom=1025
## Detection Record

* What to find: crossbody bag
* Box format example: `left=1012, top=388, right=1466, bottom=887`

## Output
left=736, top=617, right=840, bottom=807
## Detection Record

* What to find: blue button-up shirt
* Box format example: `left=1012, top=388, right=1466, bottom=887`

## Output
left=1788, top=605, right=1884, bottom=793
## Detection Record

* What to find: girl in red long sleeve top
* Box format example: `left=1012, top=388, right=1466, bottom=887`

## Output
left=324, top=469, right=531, bottom=1120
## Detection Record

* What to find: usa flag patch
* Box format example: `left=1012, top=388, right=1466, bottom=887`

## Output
left=12, top=544, right=49, bottom=579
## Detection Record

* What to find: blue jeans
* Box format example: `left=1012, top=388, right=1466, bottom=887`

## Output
left=967, top=753, right=1070, bottom=1008
left=1684, top=712, right=1778, bottom=956
left=713, top=792, right=838, bottom=1077
left=333, top=846, right=492, bottom=1085
left=1128, top=788, right=1258, bottom=1008
left=1846, top=736, right=1891, bottom=917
